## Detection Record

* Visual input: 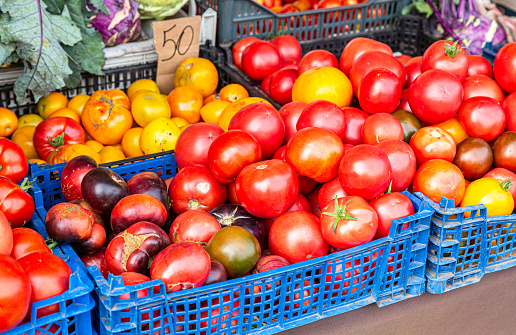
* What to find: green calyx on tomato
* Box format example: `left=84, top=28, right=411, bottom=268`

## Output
left=47, top=131, right=65, bottom=148
left=501, top=180, right=512, bottom=192
left=45, top=237, right=58, bottom=251
left=322, top=196, right=358, bottom=234
left=444, top=40, right=465, bottom=58
left=18, top=177, right=35, bottom=192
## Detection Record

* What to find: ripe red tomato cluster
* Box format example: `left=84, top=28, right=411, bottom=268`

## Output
left=253, top=0, right=367, bottom=15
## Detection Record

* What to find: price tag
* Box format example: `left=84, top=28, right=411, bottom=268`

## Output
left=152, top=16, right=202, bottom=95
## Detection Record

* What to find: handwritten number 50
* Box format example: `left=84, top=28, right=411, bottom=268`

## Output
left=162, top=25, right=194, bottom=62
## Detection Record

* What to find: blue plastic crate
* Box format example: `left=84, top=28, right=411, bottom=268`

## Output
left=414, top=192, right=488, bottom=294
left=485, top=214, right=516, bottom=273
left=482, top=41, right=504, bottom=64
left=4, top=199, right=95, bottom=335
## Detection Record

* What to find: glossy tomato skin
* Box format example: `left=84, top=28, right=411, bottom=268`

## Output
left=298, top=50, right=339, bottom=75
left=0, top=255, right=31, bottom=332
left=110, top=194, right=167, bottom=233
left=81, top=167, right=129, bottom=215
left=461, top=178, right=514, bottom=217
left=269, top=68, right=298, bottom=105
left=127, top=172, right=169, bottom=211
left=151, top=242, right=211, bottom=292
left=287, top=193, right=312, bottom=212
left=404, top=56, right=422, bottom=86
left=296, top=100, right=347, bottom=140
left=18, top=251, right=72, bottom=318
left=493, top=42, right=516, bottom=93
left=503, top=92, right=516, bottom=131
left=45, top=202, right=94, bottom=244
left=0, top=139, right=29, bottom=184
left=33, top=117, right=85, bottom=161
left=318, top=177, right=348, bottom=210
left=72, top=221, right=106, bottom=255
left=174, top=123, right=224, bottom=169
left=339, top=37, right=393, bottom=76
left=232, top=37, right=260, bottom=70
left=413, top=159, right=466, bottom=205
left=228, top=103, right=285, bottom=159
left=409, top=127, right=456, bottom=166
left=320, top=196, right=378, bottom=249
left=458, top=96, right=506, bottom=142
left=60, top=155, right=98, bottom=202
left=241, top=41, right=282, bottom=81
left=307, top=185, right=322, bottom=217
left=462, top=75, right=504, bottom=103
left=279, top=101, right=308, bottom=144
left=260, top=74, right=273, bottom=95
left=452, top=137, right=493, bottom=181
left=467, top=55, right=493, bottom=77
left=392, top=110, right=422, bottom=143
left=375, top=140, right=417, bottom=192
left=362, top=113, right=404, bottom=145
left=170, top=210, right=221, bottom=246
left=169, top=165, right=227, bottom=214
left=269, top=211, right=329, bottom=263
left=421, top=40, right=469, bottom=82
left=204, top=259, right=228, bottom=285
left=270, top=35, right=302, bottom=63
left=339, top=144, right=392, bottom=200
left=357, top=69, right=402, bottom=114
left=0, top=175, right=35, bottom=228
left=493, top=131, right=516, bottom=173
left=369, top=193, right=414, bottom=239
left=235, top=160, right=299, bottom=218
left=272, top=145, right=317, bottom=195
left=80, top=250, right=108, bottom=279
left=341, top=107, right=368, bottom=145
left=0, top=211, right=12, bottom=255
left=396, top=89, right=412, bottom=113
left=286, top=127, right=344, bottom=183
left=484, top=168, right=516, bottom=204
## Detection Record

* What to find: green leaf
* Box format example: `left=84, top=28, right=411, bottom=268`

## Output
left=73, top=27, right=105, bottom=75
left=63, top=50, right=82, bottom=88
left=43, top=0, right=65, bottom=14
left=403, top=0, right=433, bottom=18
left=88, top=0, right=109, bottom=14
left=0, top=0, right=82, bottom=103
left=0, top=42, right=14, bottom=64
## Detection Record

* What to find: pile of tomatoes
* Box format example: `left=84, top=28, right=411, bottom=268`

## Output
left=254, top=0, right=365, bottom=15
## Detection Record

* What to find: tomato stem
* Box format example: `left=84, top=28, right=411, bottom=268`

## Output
left=322, top=196, right=358, bottom=234
left=444, top=40, right=463, bottom=58
left=48, top=132, right=65, bottom=148
left=45, top=237, right=58, bottom=251
left=18, top=177, right=36, bottom=192
left=501, top=180, right=512, bottom=192
left=382, top=180, right=393, bottom=195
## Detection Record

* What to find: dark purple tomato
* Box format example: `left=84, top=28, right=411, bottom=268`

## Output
left=127, top=172, right=169, bottom=211
left=81, top=167, right=129, bottom=215
left=452, top=137, right=493, bottom=181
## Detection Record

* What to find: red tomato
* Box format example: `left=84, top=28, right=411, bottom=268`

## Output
left=0, top=139, right=29, bottom=184
left=279, top=101, right=308, bottom=144
left=369, top=192, right=415, bottom=239
left=260, top=74, right=273, bottom=95
left=80, top=250, right=108, bottom=279
left=286, top=127, right=345, bottom=182
left=171, top=210, right=221, bottom=246
left=409, top=127, right=456, bottom=166
left=270, top=35, right=302, bottom=63
left=269, top=68, right=298, bottom=105
left=268, top=211, right=329, bottom=263
left=467, top=55, right=493, bottom=77
left=408, top=69, right=463, bottom=124
left=272, top=145, right=317, bottom=195
left=120, top=272, right=151, bottom=301
left=0, top=211, right=12, bottom=255
left=174, top=123, right=224, bottom=169
left=228, top=103, right=285, bottom=159
left=318, top=176, right=347, bottom=209
left=281, top=60, right=299, bottom=69
left=484, top=168, right=516, bottom=204
left=458, top=97, right=506, bottom=142
left=493, top=42, right=516, bottom=93
left=397, top=89, right=412, bottom=113
left=18, top=251, right=71, bottom=318
left=413, top=159, right=466, bottom=205
left=358, top=69, right=402, bottom=114
left=503, top=92, right=516, bottom=132
left=349, top=51, right=407, bottom=94
left=339, top=37, right=393, bottom=76
left=296, top=100, right=347, bottom=140
left=342, top=107, right=368, bottom=145
left=362, top=113, right=404, bottom=145
left=207, top=129, right=262, bottom=183
left=307, top=185, right=322, bottom=217
left=375, top=140, right=417, bottom=192
left=0, top=255, right=31, bottom=332
left=241, top=41, right=282, bottom=81
left=235, top=159, right=299, bottom=218
left=339, top=144, right=392, bottom=200
left=287, top=193, right=312, bottom=212
left=298, top=50, right=339, bottom=76
left=421, top=40, right=469, bottom=82
left=33, top=117, right=85, bottom=161
left=0, top=176, right=35, bottom=228
left=169, top=165, right=227, bottom=214
left=462, top=75, right=504, bottom=103
left=232, top=37, right=260, bottom=70
left=10, top=227, right=50, bottom=260
left=227, top=182, right=240, bottom=204
left=320, top=196, right=378, bottom=249
left=404, top=56, right=422, bottom=86
left=396, top=54, right=412, bottom=64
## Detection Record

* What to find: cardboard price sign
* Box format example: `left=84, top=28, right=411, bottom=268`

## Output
left=152, top=16, right=202, bottom=94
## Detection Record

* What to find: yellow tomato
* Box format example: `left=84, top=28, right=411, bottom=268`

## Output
left=18, top=114, right=44, bottom=128
left=11, top=126, right=39, bottom=160
left=461, top=177, right=514, bottom=217
left=49, top=108, right=81, bottom=125
left=200, top=100, right=230, bottom=125
left=127, top=79, right=160, bottom=99
left=131, top=91, right=171, bottom=127
left=174, top=58, right=218, bottom=98
left=37, top=92, right=68, bottom=119
left=219, top=84, right=249, bottom=102
left=434, top=117, right=469, bottom=144
left=48, top=144, right=101, bottom=165
left=140, top=117, right=182, bottom=154
left=112, top=143, right=123, bottom=151
left=218, top=98, right=272, bottom=131
left=121, top=127, right=144, bottom=158
left=292, top=67, right=353, bottom=107
left=167, top=87, right=203, bottom=124
left=0, top=107, right=18, bottom=137
left=99, top=146, right=126, bottom=164
left=67, top=94, right=90, bottom=116
left=203, top=94, right=220, bottom=105
left=85, top=140, right=105, bottom=153
left=29, top=158, right=47, bottom=165
left=171, top=117, right=189, bottom=128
